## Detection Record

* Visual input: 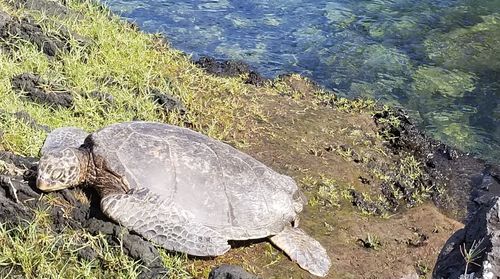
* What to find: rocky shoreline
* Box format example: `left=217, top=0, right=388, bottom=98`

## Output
left=0, top=0, right=498, bottom=278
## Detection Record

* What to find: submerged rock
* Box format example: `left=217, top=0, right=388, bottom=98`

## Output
left=411, top=66, right=476, bottom=98
left=424, top=14, right=500, bottom=73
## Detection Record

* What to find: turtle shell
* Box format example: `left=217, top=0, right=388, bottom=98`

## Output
left=88, top=121, right=303, bottom=239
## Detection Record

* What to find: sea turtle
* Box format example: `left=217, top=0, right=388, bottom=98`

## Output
left=36, top=121, right=331, bottom=276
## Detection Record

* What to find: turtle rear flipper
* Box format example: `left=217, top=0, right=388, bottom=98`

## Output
left=269, top=226, right=331, bottom=277
left=101, top=188, right=231, bottom=256
left=41, top=127, right=89, bottom=154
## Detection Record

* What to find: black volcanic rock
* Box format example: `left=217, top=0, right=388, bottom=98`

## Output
left=11, top=73, right=74, bottom=108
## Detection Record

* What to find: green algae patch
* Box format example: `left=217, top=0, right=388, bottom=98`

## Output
left=365, top=15, right=420, bottom=40
left=424, top=14, right=500, bottom=73
left=426, top=110, right=479, bottom=151
left=412, top=66, right=476, bottom=98
left=325, top=3, right=356, bottom=29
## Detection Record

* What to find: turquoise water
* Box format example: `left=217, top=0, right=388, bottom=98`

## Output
left=103, top=0, right=500, bottom=163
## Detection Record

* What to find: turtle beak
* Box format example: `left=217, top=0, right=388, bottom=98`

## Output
left=36, top=176, right=66, bottom=192
left=36, top=177, right=50, bottom=191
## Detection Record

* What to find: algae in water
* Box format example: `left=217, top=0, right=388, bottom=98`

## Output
left=411, top=66, right=476, bottom=98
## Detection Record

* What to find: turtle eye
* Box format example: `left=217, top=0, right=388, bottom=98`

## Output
left=52, top=169, right=64, bottom=180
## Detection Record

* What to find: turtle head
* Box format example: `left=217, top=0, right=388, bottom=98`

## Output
left=37, top=147, right=88, bottom=191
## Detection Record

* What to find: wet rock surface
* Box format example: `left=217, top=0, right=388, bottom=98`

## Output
left=375, top=109, right=500, bottom=278
left=433, top=196, right=500, bottom=278
left=195, top=56, right=267, bottom=86
left=11, top=73, right=74, bottom=108
left=208, top=264, right=260, bottom=279
left=0, top=151, right=170, bottom=277
left=374, top=108, right=500, bottom=220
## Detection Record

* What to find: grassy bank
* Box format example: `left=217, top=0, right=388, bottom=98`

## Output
left=0, top=0, right=263, bottom=156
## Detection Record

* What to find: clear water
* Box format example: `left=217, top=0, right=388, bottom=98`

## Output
left=102, top=0, right=500, bottom=163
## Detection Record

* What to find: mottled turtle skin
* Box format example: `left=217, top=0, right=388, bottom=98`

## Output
left=37, top=121, right=331, bottom=276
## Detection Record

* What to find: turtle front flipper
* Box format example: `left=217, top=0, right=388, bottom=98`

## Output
left=100, top=187, right=231, bottom=256
left=269, top=226, right=331, bottom=277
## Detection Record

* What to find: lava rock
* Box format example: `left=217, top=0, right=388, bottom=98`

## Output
left=11, top=73, right=74, bottom=108
left=208, top=264, right=260, bottom=279
left=0, top=151, right=37, bottom=170
left=10, top=0, right=70, bottom=17
left=483, top=198, right=500, bottom=278
left=88, top=91, right=115, bottom=105
left=0, top=6, right=88, bottom=56
left=0, top=14, right=65, bottom=56
left=150, top=88, right=186, bottom=115
left=195, top=56, right=267, bottom=86
left=433, top=196, right=500, bottom=278
left=0, top=175, right=36, bottom=224
left=14, top=111, right=51, bottom=132
left=350, top=189, right=383, bottom=215
left=0, top=10, right=11, bottom=29
left=373, top=108, right=500, bottom=220
left=0, top=110, right=50, bottom=133
left=84, top=216, right=164, bottom=267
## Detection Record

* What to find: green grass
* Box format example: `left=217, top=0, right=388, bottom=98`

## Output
left=357, top=233, right=382, bottom=250
left=460, top=238, right=485, bottom=276
left=0, top=210, right=143, bottom=278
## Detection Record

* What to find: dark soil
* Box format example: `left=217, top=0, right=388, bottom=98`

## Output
left=11, top=73, right=74, bottom=108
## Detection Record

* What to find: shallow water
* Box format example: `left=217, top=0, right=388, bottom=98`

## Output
left=102, top=0, right=500, bottom=163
